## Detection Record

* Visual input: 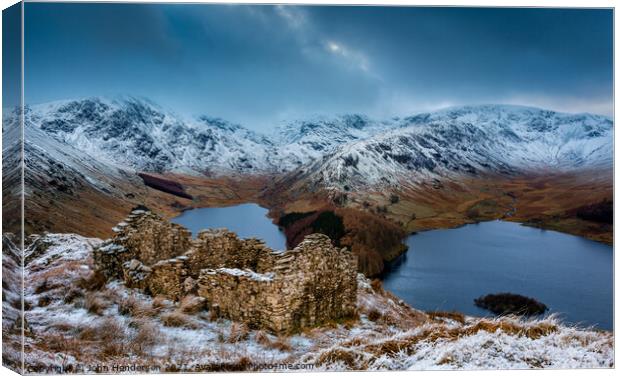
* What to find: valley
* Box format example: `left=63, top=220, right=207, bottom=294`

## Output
left=5, top=97, right=613, bottom=276
left=3, top=96, right=614, bottom=372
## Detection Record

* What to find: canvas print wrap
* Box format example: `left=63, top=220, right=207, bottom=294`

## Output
left=1, top=2, right=614, bottom=373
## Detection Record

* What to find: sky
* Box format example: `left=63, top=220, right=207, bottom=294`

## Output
left=24, top=4, right=613, bottom=130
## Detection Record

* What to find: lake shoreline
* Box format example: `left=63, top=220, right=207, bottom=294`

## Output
left=381, top=220, right=613, bottom=331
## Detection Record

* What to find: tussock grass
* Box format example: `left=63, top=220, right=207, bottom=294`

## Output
left=208, top=309, right=219, bottom=322
left=34, top=279, right=56, bottom=294
left=160, top=311, right=199, bottom=329
left=370, top=279, right=383, bottom=293
left=253, top=330, right=291, bottom=351
left=227, top=322, right=249, bottom=343
left=316, top=347, right=362, bottom=369
left=152, top=295, right=171, bottom=310
left=76, top=270, right=107, bottom=291
left=44, top=334, right=81, bottom=353
left=361, top=317, right=560, bottom=359
left=427, top=311, right=466, bottom=324
left=37, top=296, right=52, bottom=307
left=63, top=287, right=84, bottom=304
left=254, top=330, right=271, bottom=347
left=367, top=309, right=382, bottom=322
left=129, top=321, right=160, bottom=355
left=269, top=336, right=292, bottom=352
left=178, top=295, right=206, bottom=314
left=78, top=318, right=125, bottom=342
left=84, top=293, right=108, bottom=315
left=118, top=295, right=155, bottom=317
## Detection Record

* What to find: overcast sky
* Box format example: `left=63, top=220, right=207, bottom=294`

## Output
left=25, top=4, right=613, bottom=130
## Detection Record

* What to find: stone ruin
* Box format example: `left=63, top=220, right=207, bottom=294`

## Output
left=93, top=209, right=358, bottom=333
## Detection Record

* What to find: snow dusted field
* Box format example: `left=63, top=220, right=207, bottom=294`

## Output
left=2, top=233, right=614, bottom=372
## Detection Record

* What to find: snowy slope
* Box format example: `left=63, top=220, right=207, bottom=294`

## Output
left=26, top=97, right=276, bottom=175
left=22, top=99, right=612, bottom=190
left=271, top=114, right=396, bottom=170
left=22, top=106, right=140, bottom=199
left=10, top=233, right=613, bottom=371
left=301, top=105, right=613, bottom=189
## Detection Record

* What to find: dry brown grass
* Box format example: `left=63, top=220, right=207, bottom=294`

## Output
left=462, top=319, right=558, bottom=340
left=152, top=295, right=171, bottom=310
left=160, top=311, right=198, bottom=329
left=254, top=330, right=271, bottom=347
left=370, top=279, right=383, bottom=293
left=63, top=287, right=84, bottom=304
left=118, top=295, right=156, bottom=318
left=227, top=322, right=249, bottom=343
left=427, top=311, right=466, bottom=324
left=99, top=341, right=127, bottom=359
left=42, top=334, right=82, bottom=355
left=37, top=296, right=52, bottom=307
left=129, top=321, right=160, bottom=355
left=316, top=348, right=361, bottom=369
left=367, top=309, right=382, bottom=322
left=84, top=293, right=108, bottom=315
left=178, top=295, right=206, bottom=314
left=34, top=279, right=57, bottom=294
left=363, top=318, right=559, bottom=358
left=50, top=322, right=77, bottom=333
left=208, top=309, right=218, bottom=322
left=269, top=336, right=292, bottom=352
left=78, top=318, right=125, bottom=342
left=252, top=330, right=291, bottom=351
left=76, top=270, right=107, bottom=291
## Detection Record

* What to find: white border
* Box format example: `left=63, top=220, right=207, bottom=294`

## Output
left=0, top=2, right=615, bottom=376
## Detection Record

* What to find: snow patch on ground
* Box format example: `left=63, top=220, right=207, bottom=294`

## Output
left=5, top=233, right=613, bottom=372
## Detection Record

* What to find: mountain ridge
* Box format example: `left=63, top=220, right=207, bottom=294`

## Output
left=15, top=97, right=613, bottom=191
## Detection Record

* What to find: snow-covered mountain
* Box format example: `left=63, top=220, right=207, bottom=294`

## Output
left=300, top=105, right=613, bottom=189
left=272, top=114, right=396, bottom=170
left=25, top=97, right=276, bottom=175
left=19, top=98, right=613, bottom=190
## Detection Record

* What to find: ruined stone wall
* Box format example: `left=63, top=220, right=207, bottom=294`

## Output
left=146, top=257, right=189, bottom=300
left=94, top=209, right=358, bottom=332
left=113, top=210, right=192, bottom=265
left=198, top=234, right=358, bottom=333
left=186, top=230, right=274, bottom=277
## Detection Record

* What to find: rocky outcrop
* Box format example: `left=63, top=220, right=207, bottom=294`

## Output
left=93, top=209, right=358, bottom=332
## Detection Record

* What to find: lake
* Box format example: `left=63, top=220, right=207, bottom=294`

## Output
left=170, top=203, right=287, bottom=250
left=382, top=220, right=613, bottom=330
left=172, top=204, right=613, bottom=330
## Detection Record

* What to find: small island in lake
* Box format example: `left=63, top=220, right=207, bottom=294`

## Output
left=475, top=293, right=548, bottom=316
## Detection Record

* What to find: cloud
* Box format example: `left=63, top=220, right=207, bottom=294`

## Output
left=323, top=40, right=371, bottom=73
left=500, top=94, right=613, bottom=117
left=274, top=6, right=376, bottom=78
left=275, top=5, right=308, bottom=31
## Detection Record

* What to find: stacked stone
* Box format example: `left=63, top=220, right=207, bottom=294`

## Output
left=147, top=256, right=190, bottom=300
left=197, top=234, right=358, bottom=333
left=95, top=210, right=359, bottom=332
left=93, top=240, right=130, bottom=280
left=113, top=210, right=191, bottom=265
left=122, top=259, right=152, bottom=290
left=188, top=230, right=273, bottom=274
left=198, top=268, right=275, bottom=328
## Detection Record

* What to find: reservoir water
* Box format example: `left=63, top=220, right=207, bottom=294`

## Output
left=172, top=204, right=613, bottom=330
left=382, top=220, right=613, bottom=330
left=170, top=203, right=287, bottom=250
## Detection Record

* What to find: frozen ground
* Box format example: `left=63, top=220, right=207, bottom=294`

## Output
left=2, top=233, right=614, bottom=372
